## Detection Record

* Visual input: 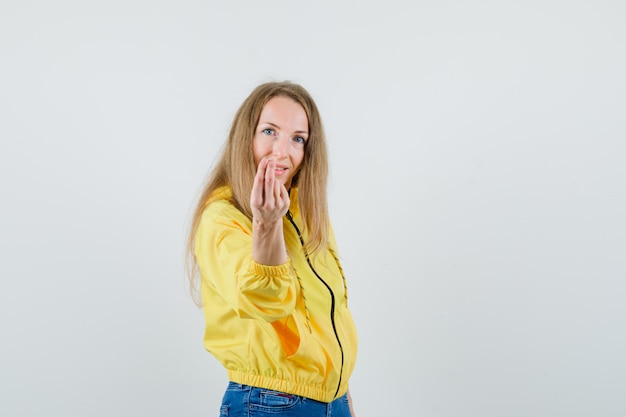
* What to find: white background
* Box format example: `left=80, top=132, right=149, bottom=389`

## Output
left=1, top=1, right=625, bottom=416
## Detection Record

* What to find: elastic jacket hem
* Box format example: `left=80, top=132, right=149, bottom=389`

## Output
left=228, top=369, right=349, bottom=403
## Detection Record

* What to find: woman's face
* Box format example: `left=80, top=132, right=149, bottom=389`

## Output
left=253, top=96, right=308, bottom=187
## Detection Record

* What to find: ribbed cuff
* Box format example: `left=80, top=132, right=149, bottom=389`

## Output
left=248, top=256, right=291, bottom=276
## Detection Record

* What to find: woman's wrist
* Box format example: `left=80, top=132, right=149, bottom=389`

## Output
left=252, top=217, right=287, bottom=265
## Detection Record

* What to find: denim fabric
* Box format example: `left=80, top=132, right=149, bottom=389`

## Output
left=219, top=382, right=351, bottom=417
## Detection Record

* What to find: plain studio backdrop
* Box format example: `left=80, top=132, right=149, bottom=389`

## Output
left=1, top=1, right=625, bottom=416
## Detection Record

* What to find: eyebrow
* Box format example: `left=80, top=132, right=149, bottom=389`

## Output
left=259, top=121, right=309, bottom=136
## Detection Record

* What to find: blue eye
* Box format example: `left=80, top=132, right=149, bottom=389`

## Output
left=294, top=136, right=305, bottom=144
left=262, top=128, right=275, bottom=136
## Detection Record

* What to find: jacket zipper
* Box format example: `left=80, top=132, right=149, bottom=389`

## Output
left=286, top=211, right=345, bottom=399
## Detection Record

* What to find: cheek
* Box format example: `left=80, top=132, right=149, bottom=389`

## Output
left=292, top=148, right=305, bottom=169
left=252, top=138, right=266, bottom=165
left=293, top=152, right=304, bottom=170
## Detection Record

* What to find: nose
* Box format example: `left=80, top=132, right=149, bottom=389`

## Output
left=272, top=135, right=289, bottom=158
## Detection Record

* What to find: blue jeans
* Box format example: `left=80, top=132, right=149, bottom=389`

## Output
left=219, top=382, right=352, bottom=417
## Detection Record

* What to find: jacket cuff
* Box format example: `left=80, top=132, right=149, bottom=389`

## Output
left=248, top=257, right=292, bottom=276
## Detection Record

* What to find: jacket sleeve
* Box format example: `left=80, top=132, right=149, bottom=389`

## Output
left=194, top=202, right=297, bottom=322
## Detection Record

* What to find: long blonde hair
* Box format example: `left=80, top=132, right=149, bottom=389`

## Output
left=185, top=81, right=330, bottom=302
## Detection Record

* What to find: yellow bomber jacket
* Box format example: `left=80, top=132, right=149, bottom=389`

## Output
left=194, top=186, right=358, bottom=403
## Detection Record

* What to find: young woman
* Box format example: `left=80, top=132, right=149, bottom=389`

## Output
left=187, top=81, right=358, bottom=416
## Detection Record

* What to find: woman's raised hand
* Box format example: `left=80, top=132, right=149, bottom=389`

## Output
left=250, top=158, right=290, bottom=224
left=250, top=158, right=289, bottom=265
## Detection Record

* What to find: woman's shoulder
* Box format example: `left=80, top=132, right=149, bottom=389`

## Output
left=199, top=187, right=250, bottom=229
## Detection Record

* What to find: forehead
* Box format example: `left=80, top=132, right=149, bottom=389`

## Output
left=259, top=96, right=308, bottom=130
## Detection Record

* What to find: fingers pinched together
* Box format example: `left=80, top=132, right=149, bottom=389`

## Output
left=250, top=158, right=290, bottom=224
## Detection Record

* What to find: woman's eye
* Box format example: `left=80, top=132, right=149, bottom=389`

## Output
left=294, top=136, right=305, bottom=144
left=262, top=128, right=275, bottom=136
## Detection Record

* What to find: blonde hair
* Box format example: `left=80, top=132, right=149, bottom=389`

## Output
left=185, top=81, right=330, bottom=301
